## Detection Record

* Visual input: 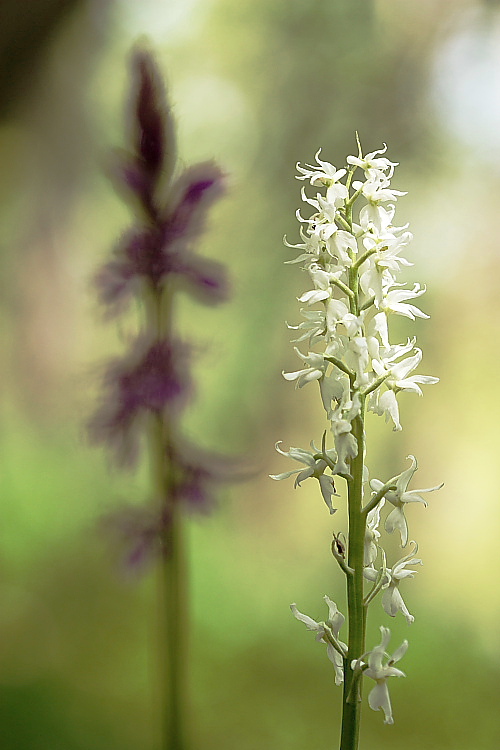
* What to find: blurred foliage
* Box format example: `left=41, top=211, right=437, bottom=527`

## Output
left=0, top=0, right=499, bottom=748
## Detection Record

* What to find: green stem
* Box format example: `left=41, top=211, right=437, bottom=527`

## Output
left=160, top=503, right=189, bottom=750
left=360, top=373, right=388, bottom=398
left=146, top=283, right=190, bottom=750
left=340, top=202, right=367, bottom=747
left=352, top=248, right=376, bottom=273
left=362, top=479, right=396, bottom=516
left=336, top=213, right=353, bottom=233
left=340, top=189, right=365, bottom=747
left=339, top=405, right=367, bottom=750
left=324, top=355, right=356, bottom=381
left=331, top=277, right=355, bottom=299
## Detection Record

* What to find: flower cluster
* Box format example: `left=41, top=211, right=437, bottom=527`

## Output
left=277, top=139, right=442, bottom=725
left=281, top=143, right=437, bottom=446
left=90, top=48, right=231, bottom=568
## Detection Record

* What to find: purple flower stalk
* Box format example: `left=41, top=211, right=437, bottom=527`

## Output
left=89, top=46, right=233, bottom=750
left=91, top=46, right=230, bottom=542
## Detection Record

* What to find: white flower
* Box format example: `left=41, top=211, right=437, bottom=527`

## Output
left=370, top=388, right=403, bottom=431
left=298, top=264, right=340, bottom=306
left=287, top=308, right=326, bottom=346
left=328, top=229, right=357, bottom=266
left=358, top=202, right=407, bottom=238
left=296, top=150, right=347, bottom=189
left=382, top=548, right=422, bottom=624
left=270, top=441, right=338, bottom=513
left=283, top=348, right=327, bottom=388
left=318, top=368, right=351, bottom=418
left=381, top=347, right=428, bottom=391
left=364, top=497, right=385, bottom=566
left=330, top=393, right=361, bottom=475
left=344, top=335, right=370, bottom=387
left=326, top=299, right=361, bottom=338
left=353, top=174, right=406, bottom=205
left=370, top=456, right=442, bottom=546
left=380, top=284, right=429, bottom=320
left=364, top=543, right=422, bottom=624
left=367, top=311, right=390, bottom=349
left=291, top=596, right=347, bottom=685
left=347, top=143, right=398, bottom=178
left=284, top=227, right=324, bottom=265
left=359, top=264, right=395, bottom=306
left=354, top=626, right=407, bottom=725
left=300, top=189, right=343, bottom=237
left=370, top=346, right=439, bottom=430
left=359, top=233, right=413, bottom=303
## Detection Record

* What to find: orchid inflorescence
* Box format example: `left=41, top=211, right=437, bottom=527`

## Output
left=89, top=48, right=231, bottom=570
left=272, top=138, right=442, bottom=731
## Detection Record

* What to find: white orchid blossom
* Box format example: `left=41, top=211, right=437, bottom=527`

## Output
left=287, top=308, right=326, bottom=345
left=282, top=348, right=327, bottom=388
left=364, top=497, right=385, bottom=566
left=330, top=393, right=360, bottom=475
left=353, top=627, right=407, bottom=725
left=296, top=150, right=347, bottom=188
left=270, top=441, right=338, bottom=513
left=291, top=596, right=347, bottom=686
left=300, top=188, right=344, bottom=236
left=370, top=456, right=442, bottom=546
left=283, top=227, right=324, bottom=264
left=346, top=143, right=398, bottom=177
left=329, top=229, right=357, bottom=266
left=380, top=284, right=429, bottom=320
left=298, top=264, right=340, bottom=305
left=364, top=543, right=422, bottom=624
left=369, top=347, right=439, bottom=430
left=357, top=202, right=408, bottom=238
left=354, top=174, right=407, bottom=206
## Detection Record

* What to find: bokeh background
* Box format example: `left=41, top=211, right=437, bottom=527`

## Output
left=1, top=0, right=499, bottom=748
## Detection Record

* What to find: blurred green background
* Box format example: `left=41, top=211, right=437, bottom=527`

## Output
left=1, top=0, right=499, bottom=748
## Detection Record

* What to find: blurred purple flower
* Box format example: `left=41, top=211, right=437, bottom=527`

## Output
left=96, top=161, right=228, bottom=315
left=89, top=337, right=191, bottom=467
left=169, top=439, right=238, bottom=514
left=101, top=504, right=170, bottom=575
left=103, top=439, right=239, bottom=572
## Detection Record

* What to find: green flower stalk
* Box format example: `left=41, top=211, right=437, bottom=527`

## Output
left=272, top=139, right=442, bottom=748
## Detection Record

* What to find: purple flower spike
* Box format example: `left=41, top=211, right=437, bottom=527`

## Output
left=89, top=337, right=191, bottom=467
left=92, top=48, right=234, bottom=583
left=131, top=49, right=176, bottom=186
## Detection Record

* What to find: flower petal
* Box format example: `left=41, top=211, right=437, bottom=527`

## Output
left=290, top=603, right=320, bottom=631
